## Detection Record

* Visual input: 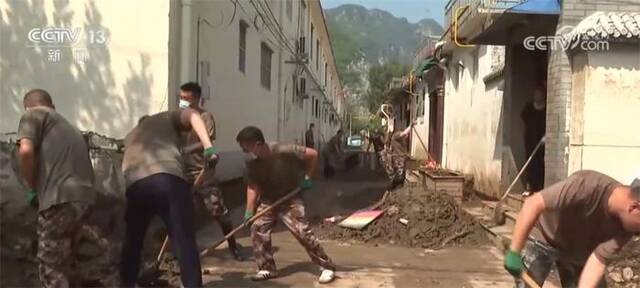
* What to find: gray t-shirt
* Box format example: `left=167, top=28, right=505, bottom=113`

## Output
left=17, top=107, right=96, bottom=212
left=532, top=170, right=632, bottom=264
left=244, top=143, right=306, bottom=203
left=122, top=111, right=186, bottom=187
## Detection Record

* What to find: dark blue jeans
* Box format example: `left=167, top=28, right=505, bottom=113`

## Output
left=120, top=173, right=202, bottom=287
left=517, top=238, right=606, bottom=288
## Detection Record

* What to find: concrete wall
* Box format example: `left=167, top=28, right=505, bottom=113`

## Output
left=411, top=83, right=430, bottom=160
left=568, top=43, right=640, bottom=184
left=442, top=45, right=505, bottom=197
left=0, top=0, right=170, bottom=139
left=545, top=0, right=639, bottom=185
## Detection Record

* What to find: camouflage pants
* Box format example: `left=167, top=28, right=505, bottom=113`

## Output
left=194, top=184, right=229, bottom=219
left=381, top=149, right=406, bottom=183
left=38, top=202, right=116, bottom=288
left=251, top=197, right=335, bottom=273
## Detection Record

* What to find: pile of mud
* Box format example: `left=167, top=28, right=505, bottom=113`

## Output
left=606, top=236, right=640, bottom=287
left=314, top=185, right=489, bottom=249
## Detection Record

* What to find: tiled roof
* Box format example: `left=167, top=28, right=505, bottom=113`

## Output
left=564, top=12, right=640, bottom=43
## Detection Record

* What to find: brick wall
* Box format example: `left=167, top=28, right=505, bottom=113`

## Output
left=544, top=0, right=634, bottom=185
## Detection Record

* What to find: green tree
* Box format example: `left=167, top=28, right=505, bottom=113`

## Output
left=366, top=63, right=410, bottom=113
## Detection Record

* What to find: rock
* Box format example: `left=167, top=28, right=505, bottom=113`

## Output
left=610, top=271, right=624, bottom=283
left=623, top=267, right=634, bottom=281
left=387, top=205, right=399, bottom=215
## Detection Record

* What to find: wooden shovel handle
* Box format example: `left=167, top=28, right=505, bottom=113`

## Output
left=199, top=187, right=302, bottom=257
left=521, top=271, right=541, bottom=288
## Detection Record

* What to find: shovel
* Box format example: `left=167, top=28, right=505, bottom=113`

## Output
left=137, top=168, right=208, bottom=284
left=493, top=136, right=545, bottom=225
left=200, top=187, right=302, bottom=257
left=521, top=270, right=541, bottom=288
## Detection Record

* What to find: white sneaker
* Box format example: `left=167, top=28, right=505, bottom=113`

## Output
left=251, top=270, right=277, bottom=281
left=318, top=269, right=335, bottom=284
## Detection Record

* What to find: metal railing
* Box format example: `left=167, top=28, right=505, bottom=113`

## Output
left=444, top=0, right=526, bottom=30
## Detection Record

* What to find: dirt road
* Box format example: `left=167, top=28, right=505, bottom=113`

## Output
left=192, top=165, right=514, bottom=287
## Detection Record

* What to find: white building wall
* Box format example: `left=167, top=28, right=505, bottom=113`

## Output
left=442, top=46, right=504, bottom=197
left=0, top=0, right=170, bottom=139
left=568, top=45, right=640, bottom=185
left=189, top=0, right=342, bottom=180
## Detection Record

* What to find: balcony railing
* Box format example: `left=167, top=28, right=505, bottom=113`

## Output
left=444, top=0, right=526, bottom=31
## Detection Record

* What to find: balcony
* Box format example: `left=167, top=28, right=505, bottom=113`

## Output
left=444, top=0, right=559, bottom=45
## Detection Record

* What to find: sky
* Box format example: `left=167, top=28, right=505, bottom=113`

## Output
left=320, top=0, right=447, bottom=26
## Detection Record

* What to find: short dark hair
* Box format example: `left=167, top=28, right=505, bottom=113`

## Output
left=138, top=115, right=149, bottom=124
left=236, top=126, right=265, bottom=143
left=310, top=123, right=315, bottom=127
left=337, top=129, right=343, bottom=134
left=180, top=82, right=202, bottom=98
left=24, top=89, right=53, bottom=108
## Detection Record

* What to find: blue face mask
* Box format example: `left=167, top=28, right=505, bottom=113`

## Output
left=179, top=99, right=190, bottom=109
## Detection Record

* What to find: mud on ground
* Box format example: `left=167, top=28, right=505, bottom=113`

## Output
left=313, top=185, right=489, bottom=249
left=607, top=236, right=640, bottom=288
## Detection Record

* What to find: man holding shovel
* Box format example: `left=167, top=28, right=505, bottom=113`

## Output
left=178, top=82, right=242, bottom=261
left=504, top=170, right=640, bottom=287
left=236, top=126, right=336, bottom=283
left=120, top=108, right=218, bottom=287
left=383, top=122, right=415, bottom=190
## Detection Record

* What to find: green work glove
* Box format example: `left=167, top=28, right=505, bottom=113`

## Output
left=301, top=176, right=312, bottom=190
left=243, top=210, right=254, bottom=222
left=504, top=249, right=524, bottom=277
left=203, top=147, right=217, bottom=157
left=26, top=188, right=38, bottom=208
left=203, top=147, right=218, bottom=168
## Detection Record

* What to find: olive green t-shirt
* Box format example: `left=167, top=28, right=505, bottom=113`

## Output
left=122, top=111, right=186, bottom=187
left=17, top=107, right=96, bottom=212
left=531, top=170, right=632, bottom=265
left=182, top=110, right=216, bottom=184
left=244, top=143, right=306, bottom=203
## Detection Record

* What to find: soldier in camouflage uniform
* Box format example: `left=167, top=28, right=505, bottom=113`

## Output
left=236, top=126, right=336, bottom=284
left=16, top=89, right=102, bottom=287
left=179, top=82, right=242, bottom=260
left=383, top=122, right=415, bottom=190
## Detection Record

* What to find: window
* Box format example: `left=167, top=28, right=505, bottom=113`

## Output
left=315, top=98, right=319, bottom=118
left=260, top=42, right=273, bottom=89
left=324, top=62, right=327, bottom=86
left=239, top=21, right=248, bottom=73
left=286, top=0, right=292, bottom=21
left=316, top=40, right=319, bottom=70
left=310, top=25, right=314, bottom=62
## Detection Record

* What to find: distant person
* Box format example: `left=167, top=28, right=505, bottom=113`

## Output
left=120, top=108, right=217, bottom=287
left=505, top=170, right=640, bottom=287
left=16, top=89, right=112, bottom=287
left=322, top=129, right=344, bottom=178
left=305, top=123, right=315, bottom=149
left=384, top=122, right=415, bottom=190
left=236, top=126, right=336, bottom=284
left=367, top=129, right=385, bottom=170
left=521, top=85, right=546, bottom=196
